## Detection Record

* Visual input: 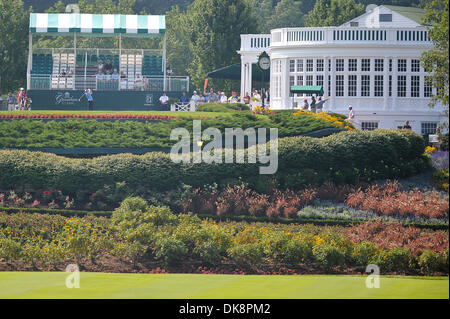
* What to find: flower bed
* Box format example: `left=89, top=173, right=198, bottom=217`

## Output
left=0, top=198, right=448, bottom=275
left=0, top=113, right=178, bottom=120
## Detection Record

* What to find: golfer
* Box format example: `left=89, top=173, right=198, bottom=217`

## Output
left=79, top=89, right=94, bottom=111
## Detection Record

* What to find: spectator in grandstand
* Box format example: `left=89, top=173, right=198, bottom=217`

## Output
left=135, top=74, right=144, bottom=91
left=120, top=70, right=127, bottom=80
left=104, top=59, right=113, bottom=74
left=97, top=60, right=104, bottom=73
left=111, top=69, right=119, bottom=88
left=191, top=91, right=200, bottom=104
left=61, top=66, right=73, bottom=78
left=143, top=75, right=149, bottom=90
left=7, top=92, right=15, bottom=111
left=228, top=91, right=239, bottom=103
left=59, top=68, right=67, bottom=78
left=243, top=92, right=250, bottom=105
left=180, top=92, right=189, bottom=104
left=159, top=92, right=169, bottom=106
left=204, top=88, right=218, bottom=103
left=96, top=70, right=105, bottom=89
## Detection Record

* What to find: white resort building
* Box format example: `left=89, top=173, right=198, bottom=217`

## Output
left=238, top=5, right=446, bottom=134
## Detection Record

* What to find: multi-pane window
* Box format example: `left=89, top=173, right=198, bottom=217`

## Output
left=424, top=76, right=432, bottom=97
left=316, top=59, right=324, bottom=72
left=375, top=75, right=384, bottom=97
left=328, top=59, right=331, bottom=72
left=336, top=59, right=344, bottom=71
left=361, top=59, right=370, bottom=71
left=389, top=59, right=392, bottom=72
left=411, top=75, right=420, bottom=97
left=397, top=75, right=406, bottom=97
left=306, top=75, right=313, bottom=86
left=289, top=60, right=295, bottom=72
left=297, top=75, right=303, bottom=85
left=327, top=75, right=331, bottom=96
left=398, top=59, right=407, bottom=72
left=421, top=122, right=437, bottom=135
left=348, top=75, right=357, bottom=97
left=375, top=59, right=384, bottom=72
left=361, top=122, right=379, bottom=131
left=361, top=75, right=370, bottom=96
left=306, top=59, right=313, bottom=72
left=389, top=75, right=392, bottom=96
left=336, top=75, right=344, bottom=96
left=411, top=59, right=420, bottom=72
left=316, top=75, right=324, bottom=87
left=348, top=59, right=357, bottom=71
left=296, top=59, right=303, bottom=72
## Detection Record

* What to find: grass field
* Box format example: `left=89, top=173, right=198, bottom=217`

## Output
left=0, top=272, right=448, bottom=299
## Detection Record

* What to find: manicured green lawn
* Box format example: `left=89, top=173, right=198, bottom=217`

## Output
left=0, top=272, right=447, bottom=299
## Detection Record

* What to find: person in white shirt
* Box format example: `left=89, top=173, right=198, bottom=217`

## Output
left=97, top=60, right=104, bottom=73
left=220, top=92, right=228, bottom=103
left=95, top=70, right=105, bottom=89
left=135, top=73, right=143, bottom=91
left=191, top=90, right=200, bottom=104
left=348, top=106, right=355, bottom=124
left=252, top=89, right=261, bottom=101
left=159, top=92, right=169, bottom=106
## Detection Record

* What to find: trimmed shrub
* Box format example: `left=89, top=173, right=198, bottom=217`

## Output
left=227, top=243, right=265, bottom=267
left=0, top=130, right=429, bottom=194
left=418, top=249, right=447, bottom=274
left=312, top=244, right=346, bottom=270
left=375, top=248, right=414, bottom=273
left=196, top=103, right=250, bottom=112
left=152, top=234, right=188, bottom=267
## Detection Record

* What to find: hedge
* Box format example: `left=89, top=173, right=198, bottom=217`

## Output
left=0, top=129, right=429, bottom=194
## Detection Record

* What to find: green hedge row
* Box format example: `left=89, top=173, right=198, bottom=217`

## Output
left=0, top=129, right=429, bottom=194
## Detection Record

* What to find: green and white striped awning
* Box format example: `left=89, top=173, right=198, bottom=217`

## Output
left=29, top=13, right=165, bottom=37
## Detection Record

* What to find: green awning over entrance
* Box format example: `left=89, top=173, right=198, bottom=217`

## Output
left=207, top=63, right=270, bottom=81
left=290, top=85, right=324, bottom=95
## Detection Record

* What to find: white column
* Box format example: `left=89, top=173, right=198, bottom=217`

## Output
left=370, top=58, right=375, bottom=98
left=162, top=34, right=167, bottom=92
left=240, top=58, right=246, bottom=98
left=392, top=58, right=398, bottom=110
left=330, top=57, right=336, bottom=111
left=247, top=61, right=253, bottom=96
left=383, top=57, right=389, bottom=110
left=27, top=34, right=32, bottom=90
left=281, top=58, right=291, bottom=109
left=343, top=58, right=348, bottom=98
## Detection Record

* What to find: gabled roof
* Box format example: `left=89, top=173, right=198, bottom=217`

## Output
left=382, top=5, right=426, bottom=25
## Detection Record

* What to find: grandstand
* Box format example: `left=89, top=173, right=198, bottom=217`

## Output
left=27, top=13, right=189, bottom=110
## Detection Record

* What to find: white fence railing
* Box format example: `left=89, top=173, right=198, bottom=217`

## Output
left=29, top=74, right=189, bottom=92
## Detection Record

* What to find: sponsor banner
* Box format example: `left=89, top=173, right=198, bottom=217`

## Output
left=28, top=90, right=182, bottom=110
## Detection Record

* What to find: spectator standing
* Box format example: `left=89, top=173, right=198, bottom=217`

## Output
left=7, top=92, right=15, bottom=111
left=17, top=88, right=26, bottom=110
left=111, top=69, right=120, bottom=89
left=220, top=92, right=228, bottom=103
left=228, top=91, right=239, bottom=103
left=309, top=96, right=316, bottom=112
left=252, top=89, right=261, bottom=101
left=348, top=106, right=355, bottom=124
left=96, top=70, right=105, bottom=89
left=97, top=60, right=104, bottom=73
left=265, top=88, right=270, bottom=106
left=0, top=92, right=3, bottom=110
left=198, top=93, right=205, bottom=104
left=159, top=92, right=169, bottom=106
left=104, top=59, right=113, bottom=74
left=135, top=74, right=144, bottom=91
left=314, top=97, right=330, bottom=113
left=217, top=91, right=223, bottom=103
left=180, top=92, right=189, bottom=104
left=205, top=88, right=218, bottom=103
left=243, top=92, right=250, bottom=105
left=402, top=121, right=412, bottom=130
left=301, top=98, right=309, bottom=110
left=191, top=91, right=200, bottom=104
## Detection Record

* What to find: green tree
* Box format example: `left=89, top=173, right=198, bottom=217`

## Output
left=304, top=0, right=365, bottom=27
left=421, top=0, right=449, bottom=116
left=267, top=0, right=304, bottom=30
left=0, top=0, right=30, bottom=92
left=166, top=5, right=192, bottom=76
left=184, top=0, right=259, bottom=89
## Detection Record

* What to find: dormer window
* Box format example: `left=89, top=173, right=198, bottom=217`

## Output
left=379, top=14, right=392, bottom=22
left=350, top=22, right=359, bottom=27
